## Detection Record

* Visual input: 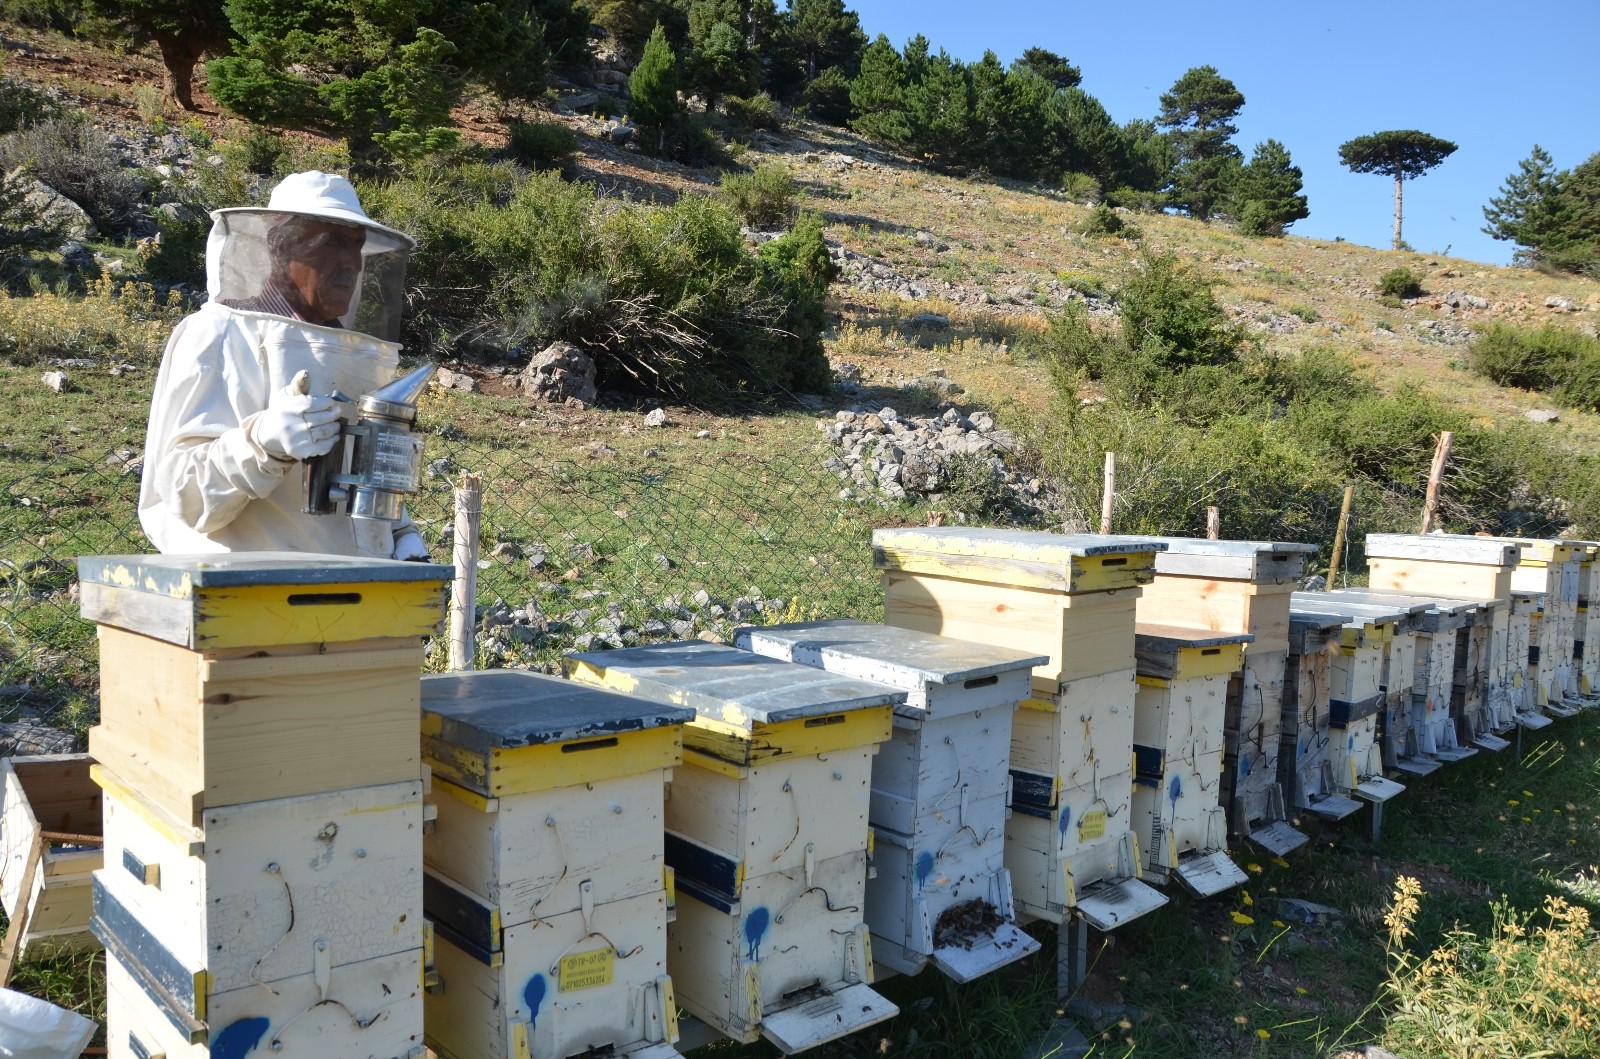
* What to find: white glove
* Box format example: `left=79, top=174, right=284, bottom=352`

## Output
left=254, top=370, right=342, bottom=461
left=393, top=531, right=430, bottom=562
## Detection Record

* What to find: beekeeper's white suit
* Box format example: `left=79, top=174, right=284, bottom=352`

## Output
left=139, top=171, right=428, bottom=559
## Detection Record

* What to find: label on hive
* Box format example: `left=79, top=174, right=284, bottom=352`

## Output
left=558, top=947, right=614, bottom=991
left=1079, top=810, right=1106, bottom=841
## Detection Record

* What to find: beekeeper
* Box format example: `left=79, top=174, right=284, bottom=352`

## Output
left=139, top=171, right=430, bottom=560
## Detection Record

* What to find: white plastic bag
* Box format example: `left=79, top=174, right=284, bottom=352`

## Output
left=0, top=987, right=97, bottom=1059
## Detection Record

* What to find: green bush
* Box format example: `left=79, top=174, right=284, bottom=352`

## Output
left=1467, top=321, right=1600, bottom=395
left=504, top=120, right=579, bottom=172
left=137, top=207, right=208, bottom=288
left=1082, top=202, right=1126, bottom=237
left=358, top=163, right=832, bottom=399
left=1033, top=299, right=1115, bottom=384
left=0, top=74, right=58, bottom=135
left=724, top=92, right=782, bottom=132
left=720, top=163, right=796, bottom=229
left=1378, top=266, right=1424, bottom=299
left=230, top=127, right=288, bottom=176
left=1118, top=251, right=1244, bottom=370
left=1061, top=172, right=1100, bottom=204
left=0, top=117, right=148, bottom=234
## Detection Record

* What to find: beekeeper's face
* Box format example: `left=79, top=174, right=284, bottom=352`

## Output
left=274, top=219, right=367, bottom=324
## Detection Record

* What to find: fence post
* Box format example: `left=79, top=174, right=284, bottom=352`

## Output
left=1418, top=431, right=1454, bottom=535
left=1328, top=483, right=1354, bottom=589
left=1099, top=452, right=1116, bottom=535
left=449, top=472, right=483, bottom=671
left=1206, top=506, right=1220, bottom=540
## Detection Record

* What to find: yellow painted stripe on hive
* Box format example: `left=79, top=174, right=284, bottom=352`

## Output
left=1173, top=645, right=1246, bottom=681
left=1135, top=675, right=1171, bottom=689
left=89, top=764, right=204, bottom=856
left=429, top=774, right=498, bottom=812
left=484, top=725, right=684, bottom=796
left=683, top=705, right=892, bottom=765
left=193, top=579, right=447, bottom=648
left=875, top=545, right=1153, bottom=594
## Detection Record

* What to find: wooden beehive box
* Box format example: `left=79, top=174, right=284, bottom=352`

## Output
left=1494, top=538, right=1583, bottom=711
left=1505, top=591, right=1553, bottom=729
left=565, top=641, right=901, bottom=1054
left=872, top=528, right=1168, bottom=933
left=418, top=670, right=692, bottom=1059
left=734, top=619, right=1045, bottom=982
left=1318, top=592, right=1436, bottom=777
left=1125, top=537, right=1314, bottom=857
left=0, top=753, right=101, bottom=962
left=1282, top=615, right=1360, bottom=821
left=77, top=553, right=451, bottom=826
left=1575, top=544, right=1600, bottom=695
left=1130, top=625, right=1250, bottom=898
left=93, top=770, right=429, bottom=1054
left=1290, top=595, right=1407, bottom=808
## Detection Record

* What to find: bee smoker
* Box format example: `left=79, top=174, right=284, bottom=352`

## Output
left=303, top=364, right=436, bottom=522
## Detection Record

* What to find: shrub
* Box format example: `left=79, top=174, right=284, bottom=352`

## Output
left=0, top=117, right=148, bottom=235
left=0, top=277, right=185, bottom=365
left=724, top=92, right=782, bottom=132
left=137, top=206, right=209, bottom=288
left=1082, top=202, right=1125, bottom=237
left=0, top=74, right=58, bottom=135
left=754, top=211, right=836, bottom=392
left=1061, top=171, right=1100, bottom=204
left=1117, top=251, right=1244, bottom=370
left=504, top=120, right=579, bottom=172
left=1033, top=299, right=1116, bottom=384
left=720, top=162, right=796, bottom=229
left=1468, top=321, right=1600, bottom=393
left=230, top=127, right=288, bottom=177
left=1377, top=266, right=1424, bottom=299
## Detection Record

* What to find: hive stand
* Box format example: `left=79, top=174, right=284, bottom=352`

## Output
left=1124, top=537, right=1316, bottom=858
left=565, top=642, right=901, bottom=1055
left=1366, top=535, right=1523, bottom=751
left=1493, top=538, right=1587, bottom=714
left=1129, top=625, right=1252, bottom=898
left=1315, top=593, right=1437, bottom=778
left=870, top=527, right=1171, bottom=1000
left=1507, top=592, right=1555, bottom=734
left=1290, top=595, right=1408, bottom=839
left=734, top=619, right=1046, bottom=982
left=418, top=670, right=692, bottom=1059
left=77, top=552, right=451, bottom=1059
left=1282, top=614, right=1362, bottom=823
left=0, top=754, right=101, bottom=966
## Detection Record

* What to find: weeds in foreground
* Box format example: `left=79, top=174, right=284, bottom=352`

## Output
left=1380, top=875, right=1600, bottom=1058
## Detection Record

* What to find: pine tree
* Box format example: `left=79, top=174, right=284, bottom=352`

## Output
left=785, top=0, right=865, bottom=81
left=629, top=23, right=682, bottom=153
left=903, top=48, right=974, bottom=170
left=1016, top=46, right=1080, bottom=90
left=1231, top=138, right=1308, bottom=236
left=1337, top=130, right=1457, bottom=249
left=1483, top=145, right=1561, bottom=257
left=83, top=0, right=230, bottom=110
left=685, top=0, right=754, bottom=113
left=848, top=34, right=910, bottom=144
left=1157, top=65, right=1245, bottom=221
left=1054, top=86, right=1124, bottom=184
left=1540, top=153, right=1600, bottom=276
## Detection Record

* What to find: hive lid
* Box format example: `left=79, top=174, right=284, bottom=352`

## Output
left=1120, top=536, right=1316, bottom=582
left=77, top=552, right=453, bottom=592
left=1365, top=533, right=1522, bottom=568
left=565, top=641, right=906, bottom=728
left=733, top=619, right=1048, bottom=689
left=1293, top=591, right=1414, bottom=627
left=1133, top=623, right=1254, bottom=654
left=873, top=527, right=1163, bottom=593
left=421, top=670, right=694, bottom=753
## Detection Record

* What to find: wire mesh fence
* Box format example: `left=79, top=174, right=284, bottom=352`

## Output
left=0, top=441, right=895, bottom=742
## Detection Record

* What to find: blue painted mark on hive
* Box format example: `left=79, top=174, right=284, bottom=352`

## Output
left=1057, top=804, right=1071, bottom=835
left=744, top=907, right=770, bottom=961
left=915, top=851, right=935, bottom=889
left=1241, top=754, right=1252, bottom=776
left=524, top=974, right=547, bottom=1030
left=1347, top=733, right=1354, bottom=751
left=212, top=1017, right=270, bottom=1059
left=1168, top=773, right=1182, bottom=804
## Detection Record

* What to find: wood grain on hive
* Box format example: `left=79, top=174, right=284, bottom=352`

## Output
left=419, top=670, right=692, bottom=1059
left=734, top=619, right=1046, bottom=982
left=1130, top=625, right=1251, bottom=898
left=872, top=528, right=1168, bottom=934
left=565, top=642, right=901, bottom=1054
left=0, top=754, right=101, bottom=962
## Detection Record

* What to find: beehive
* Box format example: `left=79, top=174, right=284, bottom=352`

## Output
left=1282, top=614, right=1361, bottom=821
left=734, top=619, right=1045, bottom=981
left=1290, top=594, right=1408, bottom=815
left=872, top=528, right=1168, bottom=933
left=78, top=552, right=450, bottom=1058
left=0, top=753, right=101, bottom=962
left=1317, top=592, right=1436, bottom=777
left=419, top=670, right=692, bottom=1059
left=1507, top=591, right=1554, bottom=731
left=565, top=642, right=900, bottom=1054
left=1494, top=538, right=1585, bottom=714
left=1575, top=544, right=1600, bottom=696
left=1125, top=537, right=1316, bottom=857
left=1129, top=625, right=1251, bottom=897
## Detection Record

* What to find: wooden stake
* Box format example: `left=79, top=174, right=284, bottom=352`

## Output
left=1099, top=452, right=1115, bottom=535
left=1328, top=483, right=1354, bottom=588
left=449, top=472, right=483, bottom=671
left=1206, top=506, right=1220, bottom=540
left=1419, top=430, right=1455, bottom=535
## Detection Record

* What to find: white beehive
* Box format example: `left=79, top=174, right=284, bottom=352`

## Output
left=565, top=642, right=901, bottom=1054
left=419, top=670, right=694, bottom=1059
left=1496, top=538, right=1585, bottom=713
left=1130, top=625, right=1251, bottom=898
left=871, top=527, right=1169, bottom=934
left=1316, top=592, right=1436, bottom=777
left=1290, top=595, right=1408, bottom=816
left=1575, top=544, right=1600, bottom=696
left=734, top=619, right=1045, bottom=981
left=1507, top=591, right=1555, bottom=730
left=1282, top=614, right=1361, bottom=821
left=1128, top=537, right=1316, bottom=857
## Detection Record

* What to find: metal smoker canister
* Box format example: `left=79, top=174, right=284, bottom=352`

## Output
left=304, top=364, right=436, bottom=522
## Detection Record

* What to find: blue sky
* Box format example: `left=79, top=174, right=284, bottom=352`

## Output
left=847, top=1, right=1600, bottom=266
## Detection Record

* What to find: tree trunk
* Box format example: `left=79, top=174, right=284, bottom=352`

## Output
left=154, top=32, right=200, bottom=111
left=1392, top=171, right=1404, bottom=249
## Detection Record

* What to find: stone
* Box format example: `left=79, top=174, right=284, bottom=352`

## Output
left=1524, top=408, right=1561, bottom=423
left=560, top=91, right=600, bottom=112
left=0, top=721, right=75, bottom=757
left=1546, top=295, right=1577, bottom=311
left=41, top=370, right=68, bottom=392
left=669, top=619, right=696, bottom=639
left=491, top=542, right=524, bottom=561
left=605, top=122, right=633, bottom=145
left=427, top=457, right=454, bottom=477
left=582, top=440, right=617, bottom=459
left=571, top=542, right=598, bottom=563
left=833, top=362, right=864, bottom=386
left=861, top=413, right=886, bottom=433
left=1275, top=897, right=1344, bottom=927
left=643, top=407, right=670, bottom=427
left=434, top=367, right=478, bottom=392
left=519, top=341, right=598, bottom=407
left=908, top=311, right=950, bottom=330
left=104, top=448, right=140, bottom=468
left=16, top=174, right=95, bottom=240
left=695, top=429, right=711, bottom=439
